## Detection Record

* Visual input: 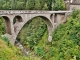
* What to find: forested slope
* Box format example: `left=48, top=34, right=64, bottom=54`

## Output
left=0, top=39, right=28, bottom=60
left=16, top=10, right=80, bottom=60
left=0, top=0, right=65, bottom=10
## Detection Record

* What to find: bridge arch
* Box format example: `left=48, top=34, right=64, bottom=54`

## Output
left=2, top=16, right=11, bottom=35
left=13, top=15, right=23, bottom=33
left=28, top=16, right=53, bottom=36
left=15, top=15, right=53, bottom=43
left=13, top=15, right=23, bottom=24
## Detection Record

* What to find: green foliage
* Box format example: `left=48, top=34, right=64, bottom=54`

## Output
left=0, top=39, right=27, bottom=60
left=0, top=35, right=10, bottom=46
left=34, top=47, right=45, bottom=56
left=52, top=10, right=80, bottom=60
left=0, top=17, right=5, bottom=35
left=26, top=0, right=35, bottom=10
left=52, top=0, right=66, bottom=10
left=35, top=0, right=41, bottom=10
left=0, top=0, right=66, bottom=10
left=0, top=1, right=79, bottom=60
left=0, top=10, right=80, bottom=60
left=42, top=3, right=48, bottom=10
left=16, top=1, right=24, bottom=10
left=17, top=17, right=47, bottom=50
left=16, top=10, right=80, bottom=60
left=71, top=10, right=80, bottom=18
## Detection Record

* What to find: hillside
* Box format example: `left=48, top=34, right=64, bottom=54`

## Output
left=16, top=10, right=80, bottom=60
left=0, top=0, right=80, bottom=60
left=0, top=39, right=28, bottom=60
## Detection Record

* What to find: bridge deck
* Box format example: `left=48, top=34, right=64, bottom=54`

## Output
left=0, top=10, right=72, bottom=14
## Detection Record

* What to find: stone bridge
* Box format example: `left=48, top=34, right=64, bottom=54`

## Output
left=0, top=10, right=71, bottom=44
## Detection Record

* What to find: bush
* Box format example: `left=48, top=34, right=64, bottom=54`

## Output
left=0, top=39, right=27, bottom=60
left=52, top=10, right=80, bottom=60
left=34, top=46, right=45, bottom=57
left=0, top=17, right=5, bottom=35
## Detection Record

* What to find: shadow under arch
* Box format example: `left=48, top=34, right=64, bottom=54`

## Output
left=13, top=15, right=23, bottom=24
left=15, top=16, right=53, bottom=43
left=2, top=16, right=11, bottom=35
left=13, top=15, right=23, bottom=33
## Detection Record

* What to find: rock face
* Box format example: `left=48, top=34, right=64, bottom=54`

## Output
left=0, top=10, right=71, bottom=44
left=15, top=40, right=29, bottom=56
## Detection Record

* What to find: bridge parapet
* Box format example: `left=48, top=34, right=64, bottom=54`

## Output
left=0, top=10, right=72, bottom=15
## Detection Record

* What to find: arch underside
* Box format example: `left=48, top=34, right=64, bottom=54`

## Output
left=14, top=15, right=53, bottom=42
left=13, top=15, right=23, bottom=33
left=2, top=16, right=11, bottom=35
left=0, top=14, right=54, bottom=44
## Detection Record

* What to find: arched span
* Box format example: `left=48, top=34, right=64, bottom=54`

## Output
left=2, top=16, right=11, bottom=35
left=27, top=16, right=53, bottom=36
left=15, top=16, right=53, bottom=42
left=38, top=16, right=53, bottom=36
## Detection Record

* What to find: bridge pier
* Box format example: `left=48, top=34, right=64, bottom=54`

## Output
left=9, top=16, right=16, bottom=44
left=47, top=23, right=53, bottom=42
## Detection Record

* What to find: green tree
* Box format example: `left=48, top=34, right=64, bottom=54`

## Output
left=26, top=0, right=35, bottom=10
left=42, top=3, right=48, bottom=10
left=53, top=0, right=66, bottom=10
left=23, top=0, right=27, bottom=9
left=0, top=17, right=5, bottom=35
left=12, top=0, right=15, bottom=9
left=16, top=1, right=24, bottom=10
left=25, top=1, right=30, bottom=10
left=35, top=0, right=41, bottom=10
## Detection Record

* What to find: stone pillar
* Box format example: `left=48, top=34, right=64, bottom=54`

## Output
left=9, top=17, right=15, bottom=35
left=51, top=14, right=55, bottom=27
left=51, top=13, right=57, bottom=31
left=63, top=13, right=67, bottom=23
left=7, top=16, right=16, bottom=44
left=47, top=19, right=53, bottom=42
left=47, top=24, right=53, bottom=42
left=49, top=13, right=58, bottom=42
left=56, top=14, right=62, bottom=27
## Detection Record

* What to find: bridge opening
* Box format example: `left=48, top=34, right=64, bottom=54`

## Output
left=15, top=16, right=53, bottom=50
left=1, top=16, right=11, bottom=35
left=13, top=16, right=23, bottom=24
left=54, top=14, right=57, bottom=23
left=13, top=16, right=23, bottom=33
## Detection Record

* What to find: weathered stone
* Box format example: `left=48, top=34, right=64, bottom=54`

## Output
left=48, top=36, right=52, bottom=42
left=0, top=10, right=71, bottom=44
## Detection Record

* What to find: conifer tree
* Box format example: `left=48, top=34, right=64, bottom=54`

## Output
left=35, top=0, right=41, bottom=10
left=27, top=0, right=35, bottom=10
left=42, top=3, right=48, bottom=10
left=12, top=0, right=15, bottom=9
